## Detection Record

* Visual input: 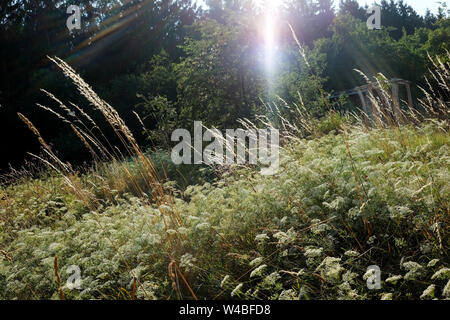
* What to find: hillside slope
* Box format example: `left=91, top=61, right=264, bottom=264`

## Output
left=1, top=122, right=448, bottom=300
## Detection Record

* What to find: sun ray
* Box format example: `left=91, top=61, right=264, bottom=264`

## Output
left=263, top=0, right=280, bottom=94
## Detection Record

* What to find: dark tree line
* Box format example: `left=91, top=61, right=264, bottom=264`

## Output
left=0, top=0, right=448, bottom=170
left=0, top=0, right=200, bottom=169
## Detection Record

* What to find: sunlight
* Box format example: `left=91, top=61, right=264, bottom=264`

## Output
left=262, top=0, right=280, bottom=92
left=263, top=0, right=278, bottom=67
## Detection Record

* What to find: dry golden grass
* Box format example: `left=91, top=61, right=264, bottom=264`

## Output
left=17, top=56, right=196, bottom=300
left=53, top=256, right=65, bottom=300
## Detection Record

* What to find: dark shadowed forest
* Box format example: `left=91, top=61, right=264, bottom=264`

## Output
left=1, top=0, right=448, bottom=170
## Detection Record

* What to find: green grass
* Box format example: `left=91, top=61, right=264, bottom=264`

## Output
left=1, top=121, right=448, bottom=300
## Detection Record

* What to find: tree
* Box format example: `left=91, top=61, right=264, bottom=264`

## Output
left=0, top=0, right=200, bottom=169
left=379, top=0, right=426, bottom=40
left=283, top=0, right=336, bottom=46
left=338, top=0, right=366, bottom=21
left=311, top=14, right=428, bottom=93
left=175, top=15, right=266, bottom=127
left=424, top=18, right=450, bottom=61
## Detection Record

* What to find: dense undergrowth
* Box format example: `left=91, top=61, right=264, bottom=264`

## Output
left=1, top=121, right=448, bottom=300
left=1, top=51, right=449, bottom=300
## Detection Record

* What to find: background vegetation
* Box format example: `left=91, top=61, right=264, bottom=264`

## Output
left=0, top=0, right=449, bottom=300
left=1, top=0, right=449, bottom=170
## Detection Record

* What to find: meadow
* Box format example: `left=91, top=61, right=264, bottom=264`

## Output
left=0, top=52, right=448, bottom=300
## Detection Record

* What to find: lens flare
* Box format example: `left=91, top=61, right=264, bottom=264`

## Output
left=264, top=0, right=277, bottom=70
left=263, top=0, right=279, bottom=94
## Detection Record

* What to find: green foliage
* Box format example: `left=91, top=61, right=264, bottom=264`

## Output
left=146, top=150, right=215, bottom=191
left=316, top=112, right=350, bottom=135
left=174, top=16, right=266, bottom=127
left=136, top=95, right=178, bottom=149
left=424, top=19, right=450, bottom=60
left=272, top=46, right=329, bottom=117
left=1, top=122, right=448, bottom=300
left=3, top=0, right=450, bottom=169
left=312, top=14, right=428, bottom=93
left=171, top=122, right=449, bottom=300
left=1, top=196, right=167, bottom=300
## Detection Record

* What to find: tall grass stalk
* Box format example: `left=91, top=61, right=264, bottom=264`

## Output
left=17, top=56, right=196, bottom=299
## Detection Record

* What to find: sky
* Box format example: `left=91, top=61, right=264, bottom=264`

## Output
left=196, top=0, right=448, bottom=16
left=351, top=0, right=447, bottom=15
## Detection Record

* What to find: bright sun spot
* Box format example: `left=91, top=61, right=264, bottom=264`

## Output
left=263, top=0, right=280, bottom=87
left=264, top=0, right=278, bottom=49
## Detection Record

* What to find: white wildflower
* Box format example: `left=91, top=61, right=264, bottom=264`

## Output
left=249, top=257, right=263, bottom=267
left=310, top=222, right=331, bottom=235
left=338, top=282, right=360, bottom=300
left=363, top=268, right=376, bottom=281
left=347, top=207, right=362, bottom=220
left=179, top=253, right=197, bottom=272
left=136, top=281, right=157, bottom=300
left=385, top=275, right=402, bottom=285
left=344, top=250, right=359, bottom=258
left=195, top=222, right=210, bottom=230
left=220, top=275, right=230, bottom=288
left=323, top=196, right=345, bottom=210
left=273, top=231, right=286, bottom=241
left=388, top=205, right=412, bottom=220
left=177, top=227, right=189, bottom=235
left=250, top=264, right=267, bottom=278
left=48, top=242, right=63, bottom=252
left=304, top=247, right=323, bottom=258
left=231, top=283, right=243, bottom=297
left=278, top=289, right=298, bottom=300
left=255, top=233, right=270, bottom=243
left=443, top=280, right=450, bottom=298
left=273, top=228, right=296, bottom=245
left=431, top=268, right=450, bottom=280
left=366, top=235, right=377, bottom=245
left=342, top=271, right=358, bottom=284
left=316, top=257, right=344, bottom=284
left=187, top=215, right=200, bottom=222
left=381, top=293, right=393, bottom=300
left=263, top=272, right=281, bottom=288
left=403, top=261, right=423, bottom=271
left=427, top=259, right=440, bottom=268
left=402, top=261, right=425, bottom=281
left=420, top=284, right=435, bottom=300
